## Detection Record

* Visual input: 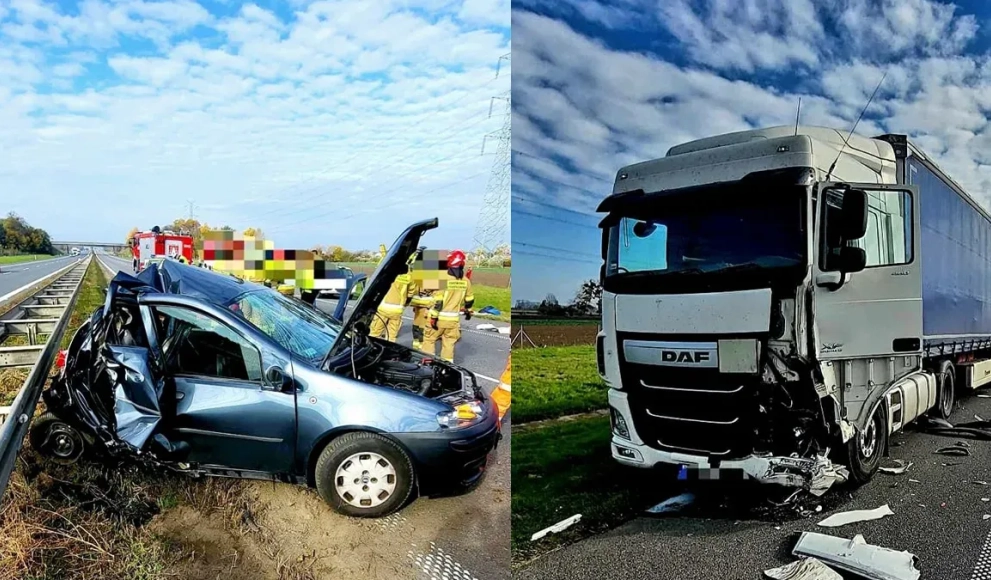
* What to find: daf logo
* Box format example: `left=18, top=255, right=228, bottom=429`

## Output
left=661, top=350, right=710, bottom=364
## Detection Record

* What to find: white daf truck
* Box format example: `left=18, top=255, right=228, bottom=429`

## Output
left=597, top=125, right=991, bottom=490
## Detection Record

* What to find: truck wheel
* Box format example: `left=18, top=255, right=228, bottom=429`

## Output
left=29, top=412, right=86, bottom=464
left=844, top=402, right=888, bottom=485
left=313, top=432, right=415, bottom=518
left=933, top=360, right=956, bottom=420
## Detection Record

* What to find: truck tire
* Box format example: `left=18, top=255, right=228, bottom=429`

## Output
left=313, top=432, right=415, bottom=518
left=933, top=360, right=956, bottom=420
left=843, top=401, right=888, bottom=485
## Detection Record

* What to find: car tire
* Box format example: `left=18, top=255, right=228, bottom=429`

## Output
left=314, top=432, right=415, bottom=518
left=843, top=401, right=888, bottom=485
left=29, top=412, right=86, bottom=464
left=933, top=360, right=956, bottom=420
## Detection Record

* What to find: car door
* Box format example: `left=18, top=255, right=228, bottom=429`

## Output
left=138, top=298, right=297, bottom=475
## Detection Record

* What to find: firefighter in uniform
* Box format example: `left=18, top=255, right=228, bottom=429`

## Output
left=369, top=249, right=419, bottom=343
left=422, top=250, right=473, bottom=362
left=410, top=290, right=433, bottom=351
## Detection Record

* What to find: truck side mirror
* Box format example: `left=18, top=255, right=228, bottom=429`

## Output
left=841, top=189, right=868, bottom=239
left=839, top=246, right=867, bottom=274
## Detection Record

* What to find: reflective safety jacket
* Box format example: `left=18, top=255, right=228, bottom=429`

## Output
left=378, top=272, right=415, bottom=316
left=428, top=278, right=474, bottom=327
left=410, top=291, right=433, bottom=309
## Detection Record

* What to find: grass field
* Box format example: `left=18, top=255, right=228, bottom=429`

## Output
left=513, top=415, right=660, bottom=566
left=0, top=254, right=54, bottom=264
left=514, top=345, right=608, bottom=423
left=472, top=284, right=510, bottom=321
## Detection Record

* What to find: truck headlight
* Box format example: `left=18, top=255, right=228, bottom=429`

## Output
left=437, top=401, right=484, bottom=429
left=610, top=406, right=630, bottom=440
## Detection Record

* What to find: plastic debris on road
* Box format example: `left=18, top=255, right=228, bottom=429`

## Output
left=808, top=457, right=849, bottom=497
left=816, top=504, right=894, bottom=528
left=879, top=460, right=912, bottom=475
left=530, top=514, right=581, bottom=542
left=792, top=532, right=921, bottom=580
left=646, top=492, right=695, bottom=514
left=764, top=558, right=843, bottom=580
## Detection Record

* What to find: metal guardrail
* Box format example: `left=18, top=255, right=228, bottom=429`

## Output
left=0, top=257, right=89, bottom=499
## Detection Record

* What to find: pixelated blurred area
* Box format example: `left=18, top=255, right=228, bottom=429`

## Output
left=410, top=249, right=468, bottom=291
left=202, top=230, right=347, bottom=288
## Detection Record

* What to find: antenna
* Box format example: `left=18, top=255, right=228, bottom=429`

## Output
left=825, top=72, right=886, bottom=182
left=794, top=97, right=802, bottom=136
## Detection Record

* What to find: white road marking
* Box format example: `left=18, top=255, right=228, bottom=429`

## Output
left=409, top=542, right=479, bottom=580
left=0, top=259, right=82, bottom=304
left=474, top=373, right=499, bottom=383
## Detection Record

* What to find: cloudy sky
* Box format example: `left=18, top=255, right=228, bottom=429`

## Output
left=1, top=0, right=510, bottom=251
left=511, top=0, right=991, bottom=302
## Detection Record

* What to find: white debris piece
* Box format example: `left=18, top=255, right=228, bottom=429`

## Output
left=764, top=558, right=843, bottom=580
left=475, top=324, right=497, bottom=331
left=879, top=460, right=912, bottom=475
left=808, top=457, right=850, bottom=497
left=530, top=514, right=581, bottom=542
left=816, top=504, right=894, bottom=528
left=793, top=532, right=920, bottom=580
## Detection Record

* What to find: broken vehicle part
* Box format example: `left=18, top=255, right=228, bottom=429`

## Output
left=646, top=493, right=694, bottom=514
left=792, top=532, right=921, bottom=580
left=764, top=558, right=842, bottom=580
left=531, top=514, right=581, bottom=542
left=816, top=504, right=894, bottom=528
left=879, top=460, right=912, bottom=475
left=934, top=445, right=970, bottom=456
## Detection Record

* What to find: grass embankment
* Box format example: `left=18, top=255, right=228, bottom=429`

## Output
left=513, top=345, right=607, bottom=423
left=0, top=254, right=54, bottom=265
left=512, top=416, right=658, bottom=566
left=471, top=284, right=510, bottom=321
left=0, top=260, right=254, bottom=580
left=513, top=345, right=658, bottom=567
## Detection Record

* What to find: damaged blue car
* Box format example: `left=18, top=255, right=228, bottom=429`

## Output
left=31, top=218, right=501, bottom=517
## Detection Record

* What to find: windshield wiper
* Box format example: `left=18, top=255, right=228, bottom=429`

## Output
left=614, top=268, right=703, bottom=278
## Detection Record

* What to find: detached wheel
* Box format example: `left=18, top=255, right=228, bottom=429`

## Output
left=844, top=401, right=888, bottom=485
left=314, top=432, right=414, bottom=518
left=933, top=360, right=956, bottom=420
left=29, top=412, right=85, bottom=464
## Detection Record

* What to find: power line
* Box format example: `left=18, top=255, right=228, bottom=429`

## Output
left=513, top=208, right=599, bottom=230
left=473, top=77, right=511, bottom=252
left=517, top=241, right=600, bottom=260
left=512, top=148, right=614, bottom=184
left=511, top=194, right=597, bottom=218
left=515, top=248, right=601, bottom=265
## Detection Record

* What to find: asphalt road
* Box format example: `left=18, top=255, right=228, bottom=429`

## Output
left=97, top=253, right=511, bottom=580
left=517, top=393, right=991, bottom=580
left=0, top=255, right=83, bottom=302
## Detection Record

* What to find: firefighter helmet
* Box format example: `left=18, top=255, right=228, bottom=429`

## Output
left=447, top=250, right=466, bottom=269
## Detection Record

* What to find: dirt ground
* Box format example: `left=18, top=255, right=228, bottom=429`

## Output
left=511, top=322, right=599, bottom=348
left=149, top=425, right=511, bottom=580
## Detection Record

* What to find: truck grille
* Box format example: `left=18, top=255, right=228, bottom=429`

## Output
left=622, top=363, right=760, bottom=460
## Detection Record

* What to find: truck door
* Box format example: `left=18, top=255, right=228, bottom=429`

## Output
left=814, top=182, right=922, bottom=361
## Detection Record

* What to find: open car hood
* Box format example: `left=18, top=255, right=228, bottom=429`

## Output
left=325, top=218, right=438, bottom=362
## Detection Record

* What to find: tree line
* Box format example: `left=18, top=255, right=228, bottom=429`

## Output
left=124, top=219, right=512, bottom=266
left=514, top=279, right=601, bottom=316
left=0, top=213, right=55, bottom=256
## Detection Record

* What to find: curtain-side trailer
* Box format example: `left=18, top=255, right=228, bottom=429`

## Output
left=597, top=125, right=991, bottom=493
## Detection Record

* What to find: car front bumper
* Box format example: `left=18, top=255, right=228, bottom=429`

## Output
left=392, top=405, right=502, bottom=496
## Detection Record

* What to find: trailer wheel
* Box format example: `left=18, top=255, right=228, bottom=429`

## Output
left=844, top=401, right=888, bottom=485
left=933, top=360, right=956, bottom=420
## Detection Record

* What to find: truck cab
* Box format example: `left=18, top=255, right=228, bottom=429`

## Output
left=598, top=126, right=945, bottom=491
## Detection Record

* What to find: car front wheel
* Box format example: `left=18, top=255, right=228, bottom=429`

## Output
left=314, top=432, right=415, bottom=518
left=29, top=412, right=86, bottom=464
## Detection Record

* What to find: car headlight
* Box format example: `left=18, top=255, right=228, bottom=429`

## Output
left=437, top=401, right=485, bottom=429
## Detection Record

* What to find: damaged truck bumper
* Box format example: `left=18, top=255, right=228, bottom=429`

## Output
left=609, top=390, right=849, bottom=494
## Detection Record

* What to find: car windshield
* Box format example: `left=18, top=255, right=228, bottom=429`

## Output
left=604, top=186, right=806, bottom=279
left=229, top=289, right=342, bottom=364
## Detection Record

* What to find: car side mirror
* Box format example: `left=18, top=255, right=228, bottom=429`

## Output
left=265, top=366, right=293, bottom=392
left=841, top=189, right=868, bottom=240
left=838, top=246, right=866, bottom=274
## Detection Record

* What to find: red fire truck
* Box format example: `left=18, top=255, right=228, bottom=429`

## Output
left=130, top=227, right=194, bottom=272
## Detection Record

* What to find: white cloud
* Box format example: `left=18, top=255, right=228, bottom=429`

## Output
left=1, top=0, right=510, bottom=250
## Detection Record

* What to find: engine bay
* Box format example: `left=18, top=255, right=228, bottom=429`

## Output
left=351, top=338, right=479, bottom=400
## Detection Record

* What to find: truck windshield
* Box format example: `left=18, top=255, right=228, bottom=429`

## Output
left=230, top=289, right=341, bottom=365
left=603, top=187, right=806, bottom=285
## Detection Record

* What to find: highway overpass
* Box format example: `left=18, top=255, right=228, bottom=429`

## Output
left=51, top=241, right=128, bottom=254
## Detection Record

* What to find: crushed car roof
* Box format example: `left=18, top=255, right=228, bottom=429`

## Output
left=112, top=259, right=264, bottom=306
